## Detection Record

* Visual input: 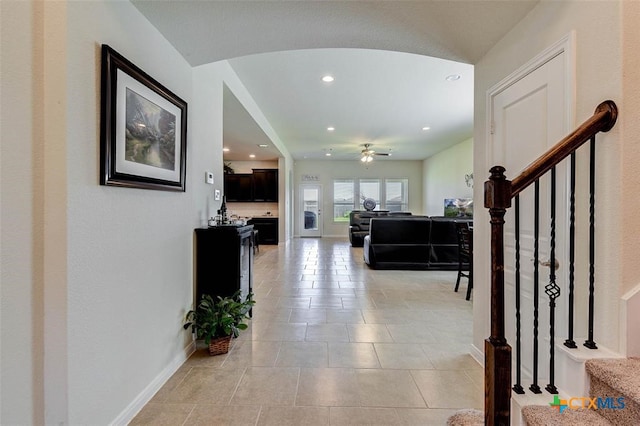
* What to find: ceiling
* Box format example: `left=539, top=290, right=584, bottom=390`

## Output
left=132, top=0, right=539, bottom=162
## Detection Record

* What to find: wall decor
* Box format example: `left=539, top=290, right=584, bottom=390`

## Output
left=100, top=44, right=187, bottom=191
left=444, top=198, right=474, bottom=217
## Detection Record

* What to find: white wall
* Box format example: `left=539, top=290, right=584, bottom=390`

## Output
left=473, top=1, right=623, bottom=355
left=65, top=2, right=198, bottom=424
left=293, top=160, right=423, bottom=237
left=620, top=1, right=640, bottom=297
left=1, top=1, right=44, bottom=423
left=193, top=62, right=293, bottom=244
left=0, top=1, right=228, bottom=423
left=423, top=138, right=473, bottom=216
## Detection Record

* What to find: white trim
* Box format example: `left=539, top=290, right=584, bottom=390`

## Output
left=470, top=343, right=484, bottom=366
left=110, top=341, right=196, bottom=425
left=620, top=283, right=640, bottom=357
left=486, top=32, right=576, bottom=170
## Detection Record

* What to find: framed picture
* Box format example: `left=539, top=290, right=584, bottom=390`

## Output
left=100, top=44, right=187, bottom=191
left=444, top=198, right=474, bottom=217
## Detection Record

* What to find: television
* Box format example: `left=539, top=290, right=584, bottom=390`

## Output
left=444, top=198, right=473, bottom=217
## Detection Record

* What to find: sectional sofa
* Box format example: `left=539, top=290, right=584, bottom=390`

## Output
left=348, top=210, right=412, bottom=247
left=362, top=216, right=472, bottom=270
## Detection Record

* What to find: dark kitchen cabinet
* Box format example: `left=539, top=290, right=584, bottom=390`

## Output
left=252, top=169, right=278, bottom=202
left=247, top=217, right=278, bottom=245
left=194, top=225, right=253, bottom=306
left=224, top=174, right=253, bottom=201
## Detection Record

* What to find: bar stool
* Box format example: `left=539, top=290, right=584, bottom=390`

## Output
left=454, top=222, right=473, bottom=300
left=252, top=229, right=259, bottom=255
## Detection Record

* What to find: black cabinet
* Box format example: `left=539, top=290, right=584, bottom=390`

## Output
left=194, top=225, right=253, bottom=305
left=252, top=169, right=278, bottom=202
left=223, top=174, right=253, bottom=201
left=247, top=218, right=278, bottom=245
left=223, top=169, right=278, bottom=202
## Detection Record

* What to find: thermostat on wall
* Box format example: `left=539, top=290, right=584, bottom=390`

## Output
left=205, top=171, right=214, bottom=184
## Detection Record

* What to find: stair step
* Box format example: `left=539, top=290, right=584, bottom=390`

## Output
left=446, top=409, right=483, bottom=425
left=585, top=357, right=640, bottom=425
left=522, top=405, right=612, bottom=425
left=585, top=357, right=640, bottom=405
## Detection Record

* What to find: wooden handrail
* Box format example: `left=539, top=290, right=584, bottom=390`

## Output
left=484, top=100, right=618, bottom=425
left=511, top=100, right=618, bottom=197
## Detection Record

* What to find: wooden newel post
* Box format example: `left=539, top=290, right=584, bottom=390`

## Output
left=484, top=166, right=512, bottom=426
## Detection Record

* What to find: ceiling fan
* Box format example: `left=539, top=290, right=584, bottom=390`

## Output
left=360, top=143, right=391, bottom=162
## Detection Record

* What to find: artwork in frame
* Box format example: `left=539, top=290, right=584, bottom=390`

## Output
left=100, top=44, right=187, bottom=191
left=444, top=198, right=473, bottom=217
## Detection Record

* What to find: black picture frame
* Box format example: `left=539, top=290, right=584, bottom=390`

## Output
left=100, top=44, right=187, bottom=191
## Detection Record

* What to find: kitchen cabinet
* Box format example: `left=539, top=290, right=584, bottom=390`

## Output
left=223, top=169, right=278, bottom=202
left=224, top=174, right=252, bottom=201
left=252, top=169, right=278, bottom=202
left=247, top=217, right=278, bottom=245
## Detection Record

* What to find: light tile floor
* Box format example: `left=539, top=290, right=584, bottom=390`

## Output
left=131, top=238, right=482, bottom=425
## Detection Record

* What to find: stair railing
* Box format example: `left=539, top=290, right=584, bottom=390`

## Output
left=484, top=100, right=618, bottom=425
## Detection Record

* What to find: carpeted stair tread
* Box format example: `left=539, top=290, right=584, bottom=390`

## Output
left=585, top=357, right=640, bottom=405
left=446, top=409, right=483, bottom=425
left=522, top=405, right=612, bottom=425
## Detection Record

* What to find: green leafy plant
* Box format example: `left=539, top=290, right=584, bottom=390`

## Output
left=183, top=291, right=255, bottom=344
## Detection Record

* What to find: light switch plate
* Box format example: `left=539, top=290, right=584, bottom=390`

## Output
left=205, top=171, right=214, bottom=184
left=214, top=189, right=221, bottom=200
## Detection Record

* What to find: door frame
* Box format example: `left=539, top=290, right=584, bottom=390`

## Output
left=486, top=32, right=575, bottom=168
left=299, top=183, right=323, bottom=237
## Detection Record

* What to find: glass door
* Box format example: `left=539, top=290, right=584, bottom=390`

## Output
left=300, top=184, right=322, bottom=237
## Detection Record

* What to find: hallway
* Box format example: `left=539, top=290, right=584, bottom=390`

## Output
left=132, top=238, right=482, bottom=425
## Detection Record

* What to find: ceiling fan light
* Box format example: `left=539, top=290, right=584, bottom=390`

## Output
left=366, top=156, right=373, bottom=163
left=361, top=156, right=367, bottom=162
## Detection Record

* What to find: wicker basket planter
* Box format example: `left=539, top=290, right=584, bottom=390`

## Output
left=208, top=335, right=232, bottom=356
left=184, top=292, right=255, bottom=357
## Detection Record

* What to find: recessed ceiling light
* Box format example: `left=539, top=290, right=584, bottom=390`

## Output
left=445, top=74, right=461, bottom=81
left=322, top=75, right=334, bottom=83
left=249, top=154, right=256, bottom=158
left=223, top=147, right=230, bottom=152
left=258, top=144, right=268, bottom=148
left=327, top=127, right=335, bottom=131
left=422, top=126, right=431, bottom=131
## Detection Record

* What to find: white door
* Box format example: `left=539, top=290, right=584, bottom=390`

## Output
left=489, top=39, right=572, bottom=388
left=300, top=184, right=322, bottom=237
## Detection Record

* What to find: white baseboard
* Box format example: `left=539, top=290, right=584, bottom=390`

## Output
left=110, top=341, right=196, bottom=425
left=470, top=342, right=484, bottom=365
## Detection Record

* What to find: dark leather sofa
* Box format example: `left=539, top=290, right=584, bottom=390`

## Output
left=349, top=210, right=412, bottom=247
left=363, top=216, right=472, bottom=270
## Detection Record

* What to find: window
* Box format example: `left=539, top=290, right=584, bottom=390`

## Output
left=333, top=179, right=354, bottom=222
left=358, top=179, right=380, bottom=210
left=385, top=179, right=408, bottom=211
left=333, top=178, right=409, bottom=221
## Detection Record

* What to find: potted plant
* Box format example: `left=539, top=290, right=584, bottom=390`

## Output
left=183, top=291, right=255, bottom=355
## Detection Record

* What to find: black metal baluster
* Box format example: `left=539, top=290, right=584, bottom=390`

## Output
left=545, top=167, right=560, bottom=394
left=513, top=195, right=525, bottom=394
left=530, top=180, right=542, bottom=394
left=565, top=152, right=578, bottom=349
left=585, top=137, right=598, bottom=349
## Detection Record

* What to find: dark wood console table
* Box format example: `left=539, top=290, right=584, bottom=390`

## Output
left=194, top=225, right=254, bottom=305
